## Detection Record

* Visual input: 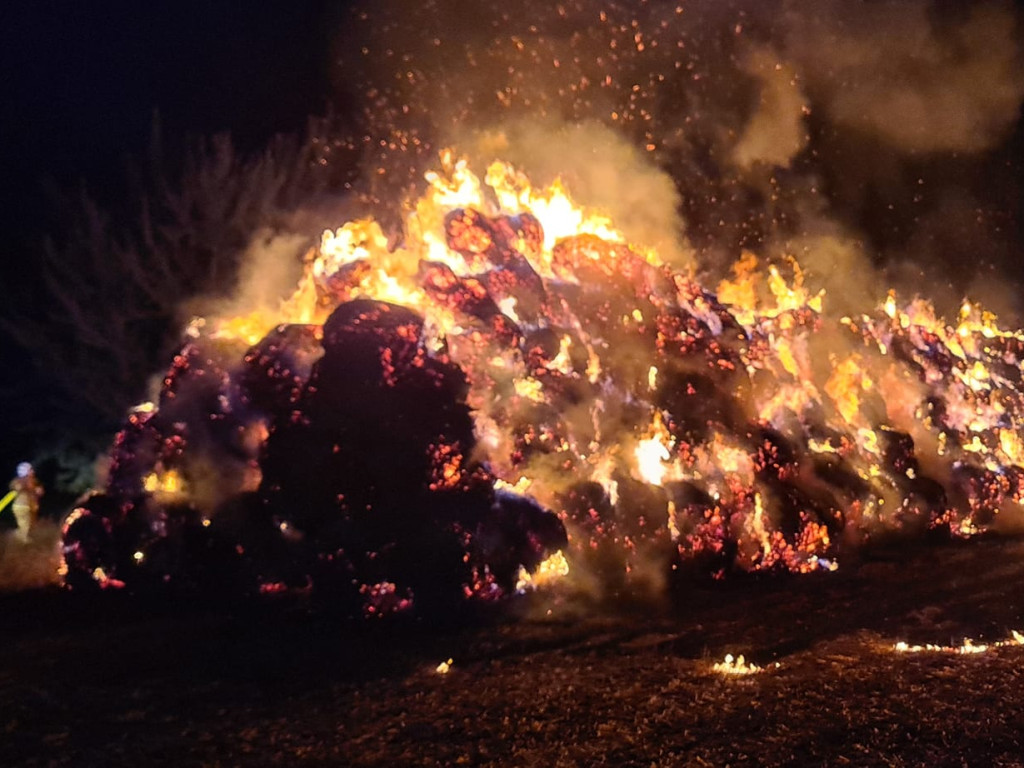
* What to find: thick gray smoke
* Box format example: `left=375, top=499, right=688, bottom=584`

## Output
left=730, top=45, right=809, bottom=172
left=781, top=0, right=1024, bottom=155
left=320, top=0, right=1024, bottom=308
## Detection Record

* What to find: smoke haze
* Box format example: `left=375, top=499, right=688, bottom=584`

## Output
left=316, top=0, right=1024, bottom=313
left=0, top=523, right=62, bottom=592
left=194, top=1, right=1024, bottom=334
left=781, top=1, right=1024, bottom=155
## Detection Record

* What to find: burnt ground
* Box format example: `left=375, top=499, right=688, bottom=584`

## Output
left=2, top=537, right=1024, bottom=767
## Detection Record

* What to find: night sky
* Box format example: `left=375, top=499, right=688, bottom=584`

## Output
left=2, top=1, right=338, bottom=239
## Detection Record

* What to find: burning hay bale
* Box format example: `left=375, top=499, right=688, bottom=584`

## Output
left=58, top=155, right=1024, bottom=611
left=62, top=298, right=567, bottom=614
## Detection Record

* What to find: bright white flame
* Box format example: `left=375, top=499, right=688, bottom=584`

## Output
left=515, top=550, right=570, bottom=593
left=712, top=653, right=775, bottom=676
left=635, top=413, right=674, bottom=486
left=893, top=630, right=1024, bottom=655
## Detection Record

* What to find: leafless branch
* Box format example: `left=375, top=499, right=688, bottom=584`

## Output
left=1, top=112, right=360, bottom=439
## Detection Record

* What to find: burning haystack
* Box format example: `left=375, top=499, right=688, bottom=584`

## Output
left=61, top=152, right=1024, bottom=613
left=62, top=294, right=565, bottom=614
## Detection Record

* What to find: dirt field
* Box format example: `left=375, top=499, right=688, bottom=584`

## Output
left=3, top=536, right=1024, bottom=766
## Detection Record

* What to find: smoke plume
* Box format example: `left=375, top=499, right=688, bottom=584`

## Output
left=781, top=0, right=1024, bottom=155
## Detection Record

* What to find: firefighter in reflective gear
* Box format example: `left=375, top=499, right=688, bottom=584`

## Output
left=9, top=462, right=43, bottom=542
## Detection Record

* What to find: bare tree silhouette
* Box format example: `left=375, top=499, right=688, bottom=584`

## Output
left=0, top=114, right=359, bottom=492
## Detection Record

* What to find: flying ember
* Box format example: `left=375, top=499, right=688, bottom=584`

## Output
left=60, top=153, right=1024, bottom=614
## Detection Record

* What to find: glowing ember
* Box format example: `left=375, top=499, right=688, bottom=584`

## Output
left=143, top=468, right=184, bottom=496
